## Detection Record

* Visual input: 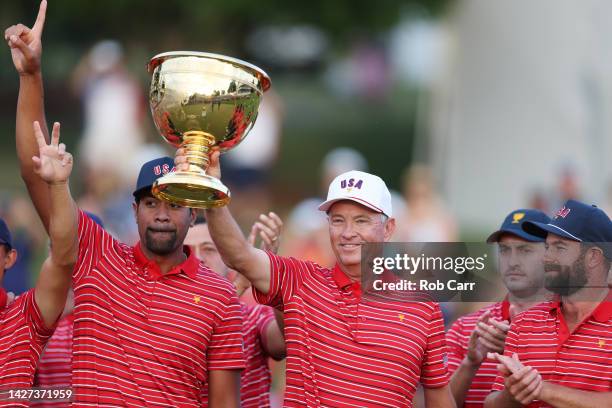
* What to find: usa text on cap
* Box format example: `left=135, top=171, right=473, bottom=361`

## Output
left=318, top=170, right=392, bottom=217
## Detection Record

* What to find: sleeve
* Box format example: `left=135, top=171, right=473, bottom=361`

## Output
left=255, top=305, right=276, bottom=350
left=24, top=289, right=56, bottom=342
left=420, top=303, right=450, bottom=388
left=73, top=210, right=110, bottom=286
left=207, top=290, right=246, bottom=371
left=445, top=317, right=467, bottom=376
left=491, top=318, right=521, bottom=392
left=251, top=251, right=312, bottom=309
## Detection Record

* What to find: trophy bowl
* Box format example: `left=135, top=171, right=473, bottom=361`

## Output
left=147, top=51, right=271, bottom=208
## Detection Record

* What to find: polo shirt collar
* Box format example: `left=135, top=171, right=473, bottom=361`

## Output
left=549, top=289, right=612, bottom=323
left=133, top=242, right=199, bottom=280
left=332, top=264, right=361, bottom=297
left=592, top=289, right=612, bottom=322
left=501, top=295, right=511, bottom=321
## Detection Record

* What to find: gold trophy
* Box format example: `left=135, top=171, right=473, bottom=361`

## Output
left=147, top=51, right=271, bottom=208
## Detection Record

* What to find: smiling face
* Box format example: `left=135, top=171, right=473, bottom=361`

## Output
left=497, top=234, right=546, bottom=298
left=328, top=200, right=395, bottom=275
left=133, top=194, right=195, bottom=257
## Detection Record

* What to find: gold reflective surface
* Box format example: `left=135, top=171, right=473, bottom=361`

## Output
left=147, top=51, right=271, bottom=208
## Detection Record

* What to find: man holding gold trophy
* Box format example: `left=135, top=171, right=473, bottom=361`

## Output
left=6, top=1, right=454, bottom=407
left=5, top=1, right=280, bottom=406
left=147, top=50, right=271, bottom=209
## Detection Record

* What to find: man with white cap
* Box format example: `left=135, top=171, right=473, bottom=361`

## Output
left=177, top=150, right=454, bottom=407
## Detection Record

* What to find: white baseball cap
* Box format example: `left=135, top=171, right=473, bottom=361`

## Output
left=318, top=170, right=393, bottom=217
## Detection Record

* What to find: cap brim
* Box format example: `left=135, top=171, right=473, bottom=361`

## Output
left=522, top=221, right=582, bottom=242
left=486, top=228, right=544, bottom=243
left=318, top=197, right=385, bottom=215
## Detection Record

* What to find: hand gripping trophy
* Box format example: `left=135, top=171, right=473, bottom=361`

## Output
left=147, top=51, right=271, bottom=208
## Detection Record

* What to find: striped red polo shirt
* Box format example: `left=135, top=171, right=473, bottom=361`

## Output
left=0, top=289, right=55, bottom=407
left=253, top=253, right=449, bottom=407
left=72, top=211, right=245, bottom=407
left=446, top=299, right=510, bottom=407
left=491, top=290, right=612, bottom=407
left=32, top=313, right=74, bottom=408
left=201, top=303, right=278, bottom=407
left=240, top=303, right=277, bottom=408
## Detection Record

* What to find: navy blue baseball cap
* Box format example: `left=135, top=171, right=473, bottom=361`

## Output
left=0, top=217, right=12, bottom=250
left=133, top=157, right=175, bottom=199
left=522, top=199, right=612, bottom=257
left=487, top=209, right=551, bottom=243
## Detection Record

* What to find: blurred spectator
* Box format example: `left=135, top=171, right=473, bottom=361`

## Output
left=283, top=198, right=332, bottom=267
left=73, top=40, right=147, bottom=200
left=223, top=90, right=285, bottom=228
left=72, top=41, right=167, bottom=244
left=320, top=147, right=369, bottom=191
left=552, top=163, right=582, bottom=209
left=527, top=187, right=550, bottom=213
left=325, top=39, right=390, bottom=102
left=395, top=164, right=457, bottom=242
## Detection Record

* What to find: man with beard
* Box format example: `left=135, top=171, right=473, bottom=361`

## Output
left=485, top=200, right=612, bottom=408
left=446, top=209, right=551, bottom=407
left=6, top=3, right=245, bottom=405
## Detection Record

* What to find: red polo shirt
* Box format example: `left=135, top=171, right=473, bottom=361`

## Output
left=239, top=303, right=277, bottom=408
left=72, top=211, right=245, bottom=407
left=0, top=289, right=55, bottom=407
left=446, top=299, right=510, bottom=407
left=200, top=303, right=278, bottom=407
left=253, top=253, right=449, bottom=407
left=492, top=290, right=612, bottom=407
left=32, top=313, right=74, bottom=408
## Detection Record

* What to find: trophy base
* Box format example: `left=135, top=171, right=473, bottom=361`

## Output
left=151, top=171, right=230, bottom=209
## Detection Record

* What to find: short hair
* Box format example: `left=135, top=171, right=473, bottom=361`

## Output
left=134, top=189, right=153, bottom=204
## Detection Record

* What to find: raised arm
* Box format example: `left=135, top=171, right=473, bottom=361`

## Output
left=32, top=121, right=78, bottom=328
left=5, top=0, right=51, bottom=231
left=177, top=149, right=272, bottom=294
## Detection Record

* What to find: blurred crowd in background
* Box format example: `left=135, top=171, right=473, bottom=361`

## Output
left=2, top=0, right=612, bottom=405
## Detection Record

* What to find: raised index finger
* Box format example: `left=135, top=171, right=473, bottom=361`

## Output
left=32, top=0, right=47, bottom=36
